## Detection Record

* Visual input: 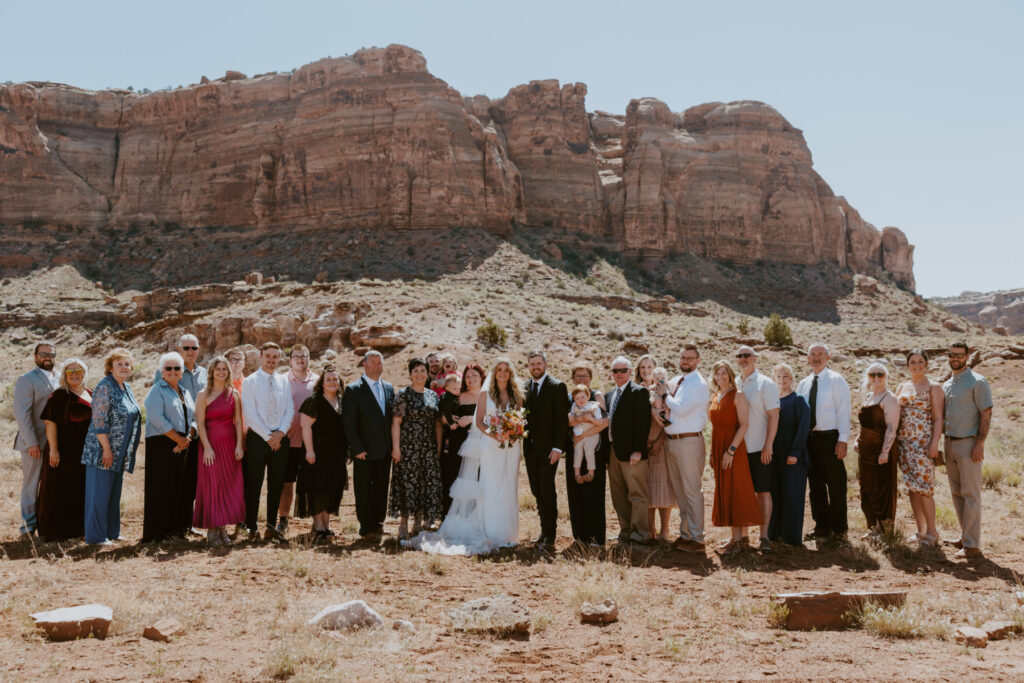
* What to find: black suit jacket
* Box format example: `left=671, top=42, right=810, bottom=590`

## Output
left=342, top=376, right=395, bottom=461
left=524, top=375, right=569, bottom=458
left=605, top=382, right=651, bottom=461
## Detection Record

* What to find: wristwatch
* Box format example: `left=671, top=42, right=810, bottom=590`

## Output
left=727, top=445, right=737, bottom=454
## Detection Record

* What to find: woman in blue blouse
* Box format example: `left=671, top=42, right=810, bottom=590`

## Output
left=81, top=348, right=142, bottom=546
left=768, top=363, right=811, bottom=547
left=143, top=352, right=198, bottom=542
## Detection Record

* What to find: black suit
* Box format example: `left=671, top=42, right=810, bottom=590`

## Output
left=604, top=381, right=652, bottom=541
left=524, top=374, right=569, bottom=542
left=342, top=376, right=394, bottom=536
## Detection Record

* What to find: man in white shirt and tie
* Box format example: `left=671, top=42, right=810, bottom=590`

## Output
left=241, top=342, right=294, bottom=541
left=796, top=343, right=852, bottom=542
left=656, top=344, right=710, bottom=553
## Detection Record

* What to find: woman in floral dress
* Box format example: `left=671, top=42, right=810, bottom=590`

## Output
left=895, top=349, right=945, bottom=546
left=389, top=358, right=444, bottom=539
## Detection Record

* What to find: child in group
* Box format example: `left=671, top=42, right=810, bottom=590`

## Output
left=652, top=366, right=671, bottom=426
left=438, top=374, right=462, bottom=436
left=569, top=384, right=602, bottom=484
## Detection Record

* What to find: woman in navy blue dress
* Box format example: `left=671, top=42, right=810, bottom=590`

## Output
left=768, top=363, right=811, bottom=547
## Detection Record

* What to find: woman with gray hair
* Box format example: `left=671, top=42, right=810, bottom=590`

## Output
left=855, top=361, right=900, bottom=537
left=143, top=351, right=198, bottom=542
left=38, top=358, right=92, bottom=541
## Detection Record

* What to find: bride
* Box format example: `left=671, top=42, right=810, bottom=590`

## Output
left=409, top=358, right=523, bottom=555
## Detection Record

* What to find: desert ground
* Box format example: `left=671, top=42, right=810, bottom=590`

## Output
left=2, top=247, right=1023, bottom=681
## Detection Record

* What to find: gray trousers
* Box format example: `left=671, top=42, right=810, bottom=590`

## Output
left=665, top=436, right=706, bottom=543
left=945, top=436, right=982, bottom=549
left=20, top=450, right=44, bottom=533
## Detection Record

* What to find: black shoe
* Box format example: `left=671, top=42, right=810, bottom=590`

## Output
left=246, top=528, right=261, bottom=542
left=276, top=517, right=289, bottom=534
left=264, top=526, right=286, bottom=542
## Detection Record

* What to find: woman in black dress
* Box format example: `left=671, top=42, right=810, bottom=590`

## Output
left=39, top=359, right=92, bottom=541
left=565, top=362, right=609, bottom=547
left=389, top=357, right=443, bottom=540
left=296, top=365, right=348, bottom=538
left=439, top=364, right=485, bottom=517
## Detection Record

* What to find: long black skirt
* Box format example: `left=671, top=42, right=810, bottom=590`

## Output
left=143, top=435, right=189, bottom=542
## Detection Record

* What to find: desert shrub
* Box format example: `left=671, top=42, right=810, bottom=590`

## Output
left=737, top=317, right=750, bottom=336
left=764, top=313, right=793, bottom=346
left=766, top=602, right=790, bottom=629
left=982, top=462, right=1022, bottom=489
left=846, top=602, right=951, bottom=640
left=476, top=318, right=508, bottom=348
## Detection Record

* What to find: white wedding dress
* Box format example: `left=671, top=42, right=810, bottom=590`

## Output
left=408, top=393, right=520, bottom=555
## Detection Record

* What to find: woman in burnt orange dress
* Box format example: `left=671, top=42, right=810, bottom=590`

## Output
left=709, top=360, right=761, bottom=555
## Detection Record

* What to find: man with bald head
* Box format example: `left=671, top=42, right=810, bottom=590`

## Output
left=735, top=345, right=780, bottom=551
left=155, top=333, right=208, bottom=535
left=796, top=343, right=851, bottom=543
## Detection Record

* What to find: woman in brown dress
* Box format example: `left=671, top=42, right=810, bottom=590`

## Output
left=634, top=355, right=674, bottom=542
left=39, top=358, right=92, bottom=541
left=855, top=362, right=900, bottom=536
left=708, top=360, right=761, bottom=554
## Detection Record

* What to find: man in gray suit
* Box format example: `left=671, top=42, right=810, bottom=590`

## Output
left=13, top=342, right=59, bottom=535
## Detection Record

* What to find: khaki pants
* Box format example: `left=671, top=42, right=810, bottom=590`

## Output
left=608, top=445, right=650, bottom=541
left=665, top=436, right=706, bottom=543
left=945, top=436, right=982, bottom=549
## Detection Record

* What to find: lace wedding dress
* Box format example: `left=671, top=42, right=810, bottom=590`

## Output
left=408, top=392, right=520, bottom=555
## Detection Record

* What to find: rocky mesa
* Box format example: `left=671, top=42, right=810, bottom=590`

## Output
left=933, top=289, right=1024, bottom=335
left=0, top=44, right=913, bottom=290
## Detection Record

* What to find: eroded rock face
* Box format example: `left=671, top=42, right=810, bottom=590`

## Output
left=0, top=44, right=914, bottom=289
left=934, top=289, right=1024, bottom=335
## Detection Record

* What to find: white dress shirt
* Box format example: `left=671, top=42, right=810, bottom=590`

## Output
left=241, top=368, right=294, bottom=442
left=663, top=371, right=709, bottom=434
left=796, top=366, right=851, bottom=443
left=740, top=370, right=780, bottom=452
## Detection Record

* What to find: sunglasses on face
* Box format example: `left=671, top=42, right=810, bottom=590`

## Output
left=735, top=353, right=753, bottom=359
left=949, top=353, right=967, bottom=359
left=612, top=368, right=630, bottom=374
left=163, top=366, right=182, bottom=372
left=66, top=369, right=85, bottom=376
left=868, top=372, right=886, bottom=378
left=38, top=352, right=57, bottom=359
left=181, top=346, right=199, bottom=351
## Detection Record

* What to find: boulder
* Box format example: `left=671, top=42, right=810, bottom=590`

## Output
left=350, top=325, right=408, bottom=350
left=942, top=318, right=967, bottom=333
left=143, top=617, right=186, bottom=642
left=993, top=326, right=1008, bottom=336
left=308, top=600, right=384, bottom=630
left=245, top=272, right=263, bottom=286
left=771, top=591, right=906, bottom=630
left=31, top=604, right=113, bottom=641
left=854, top=274, right=879, bottom=295
left=392, top=619, right=415, bottom=633
left=981, top=620, right=1021, bottom=641
left=621, top=339, right=648, bottom=355
left=579, top=599, right=619, bottom=624
left=448, top=594, right=531, bottom=637
left=955, top=625, right=988, bottom=648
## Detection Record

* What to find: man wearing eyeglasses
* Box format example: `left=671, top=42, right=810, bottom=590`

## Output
left=155, top=333, right=208, bottom=536
left=13, top=342, right=60, bottom=536
left=796, top=343, right=851, bottom=544
left=605, top=356, right=653, bottom=544
left=941, top=341, right=992, bottom=559
left=735, top=345, right=780, bottom=552
left=657, top=344, right=710, bottom=553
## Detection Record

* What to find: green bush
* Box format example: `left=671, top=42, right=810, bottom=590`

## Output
left=764, top=314, right=793, bottom=347
left=737, top=317, right=750, bottom=336
left=476, top=317, right=508, bottom=348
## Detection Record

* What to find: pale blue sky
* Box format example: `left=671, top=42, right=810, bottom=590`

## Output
left=2, top=0, right=1020, bottom=296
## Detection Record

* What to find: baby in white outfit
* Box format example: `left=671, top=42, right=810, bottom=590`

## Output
left=569, top=385, right=602, bottom=484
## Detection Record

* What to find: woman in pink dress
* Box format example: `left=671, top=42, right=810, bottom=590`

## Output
left=193, top=356, right=245, bottom=546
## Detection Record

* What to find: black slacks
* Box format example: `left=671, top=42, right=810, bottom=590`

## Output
left=566, top=436, right=606, bottom=544
left=524, top=444, right=559, bottom=541
left=143, top=435, right=187, bottom=542
left=243, top=431, right=289, bottom=531
left=807, top=430, right=847, bottom=535
left=353, top=457, right=391, bottom=536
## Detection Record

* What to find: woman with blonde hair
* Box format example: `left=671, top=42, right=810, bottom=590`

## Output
left=81, top=348, right=142, bottom=545
left=708, top=360, right=760, bottom=554
left=38, top=358, right=92, bottom=541
left=194, top=356, right=246, bottom=546
left=855, top=362, right=900, bottom=537
left=768, top=363, right=810, bottom=546
left=476, top=357, right=524, bottom=547
left=634, top=355, right=674, bottom=542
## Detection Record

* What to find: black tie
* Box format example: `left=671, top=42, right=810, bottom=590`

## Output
left=534, top=379, right=541, bottom=398
left=809, top=374, right=818, bottom=430
left=609, top=387, right=622, bottom=418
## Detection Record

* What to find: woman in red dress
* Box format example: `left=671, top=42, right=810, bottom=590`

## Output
left=709, top=360, right=761, bottom=555
left=193, top=356, right=245, bottom=546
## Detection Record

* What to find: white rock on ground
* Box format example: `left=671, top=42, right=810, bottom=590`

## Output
left=308, top=600, right=384, bottom=630
left=31, top=604, right=113, bottom=641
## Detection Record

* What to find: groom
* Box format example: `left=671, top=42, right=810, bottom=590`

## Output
left=523, top=350, right=569, bottom=548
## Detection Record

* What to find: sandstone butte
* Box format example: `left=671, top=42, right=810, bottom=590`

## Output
left=0, top=44, right=914, bottom=290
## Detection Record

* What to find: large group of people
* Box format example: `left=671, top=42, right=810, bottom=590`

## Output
left=11, top=335, right=993, bottom=560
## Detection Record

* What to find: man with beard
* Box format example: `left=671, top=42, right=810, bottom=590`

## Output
left=13, top=342, right=60, bottom=536
left=941, top=341, right=992, bottom=559
left=523, top=350, right=569, bottom=548
left=277, top=344, right=318, bottom=535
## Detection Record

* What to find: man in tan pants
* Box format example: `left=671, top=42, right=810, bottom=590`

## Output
left=604, top=356, right=653, bottom=544
left=657, top=345, right=710, bottom=552
left=941, top=341, right=992, bottom=559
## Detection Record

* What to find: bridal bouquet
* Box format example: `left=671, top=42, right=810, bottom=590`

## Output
left=485, top=407, right=528, bottom=449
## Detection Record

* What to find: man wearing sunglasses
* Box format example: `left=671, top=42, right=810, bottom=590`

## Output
left=13, top=342, right=60, bottom=536
left=153, top=333, right=208, bottom=536
left=605, top=356, right=653, bottom=544
left=942, top=341, right=992, bottom=559
left=735, top=345, right=780, bottom=552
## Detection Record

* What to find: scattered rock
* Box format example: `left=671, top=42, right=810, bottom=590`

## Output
left=1008, top=344, right=1024, bottom=356
left=31, top=604, right=113, bottom=641
left=542, top=243, right=562, bottom=260
left=392, top=619, right=415, bottom=633
left=772, top=591, right=906, bottom=630
left=955, top=625, right=988, bottom=648
left=264, top=276, right=276, bottom=284
left=621, top=339, right=648, bottom=355
left=449, top=595, right=531, bottom=637
left=968, top=350, right=983, bottom=368
left=993, top=326, right=1008, bottom=336
left=245, top=272, right=263, bottom=286
left=854, top=274, right=879, bottom=295
left=353, top=346, right=371, bottom=357
left=315, top=271, right=329, bottom=283
left=308, top=600, right=384, bottom=630
left=942, top=318, right=966, bottom=333
left=1014, top=591, right=1024, bottom=605
left=143, top=617, right=185, bottom=642
left=579, top=599, right=619, bottom=624
left=350, top=325, right=409, bottom=350
left=981, top=620, right=1021, bottom=641
left=223, top=70, right=247, bottom=81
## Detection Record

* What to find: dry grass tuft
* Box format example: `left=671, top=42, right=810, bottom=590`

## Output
left=847, top=602, right=951, bottom=640
left=766, top=601, right=790, bottom=629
